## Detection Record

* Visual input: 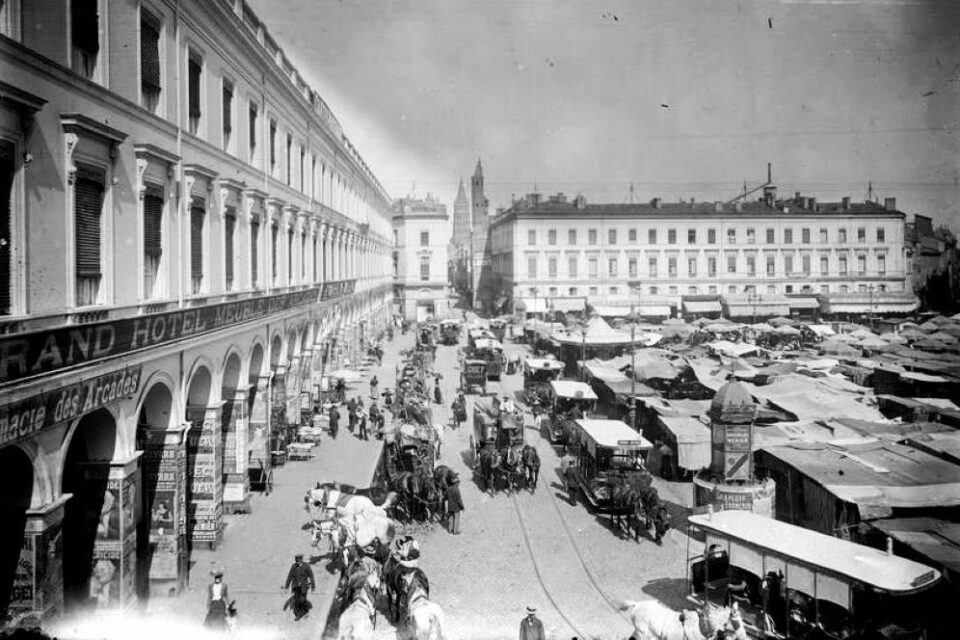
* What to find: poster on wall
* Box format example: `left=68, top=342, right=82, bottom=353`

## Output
left=9, top=535, right=35, bottom=613
left=186, top=411, right=222, bottom=542
left=95, top=479, right=123, bottom=543
left=122, top=476, right=137, bottom=538
left=148, top=533, right=179, bottom=581
left=90, top=548, right=121, bottom=610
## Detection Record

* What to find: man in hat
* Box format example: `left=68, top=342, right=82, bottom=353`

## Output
left=519, top=606, right=545, bottom=640
left=283, top=554, right=315, bottom=621
left=444, top=476, right=464, bottom=535
left=205, top=570, right=229, bottom=628
left=328, top=405, right=340, bottom=439
left=370, top=375, right=379, bottom=400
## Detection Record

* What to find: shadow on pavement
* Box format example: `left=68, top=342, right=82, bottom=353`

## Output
left=641, top=577, right=690, bottom=610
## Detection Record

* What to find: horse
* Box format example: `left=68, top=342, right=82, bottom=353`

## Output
left=521, top=444, right=541, bottom=492
left=406, top=575, right=446, bottom=640
left=477, top=447, right=501, bottom=494
left=418, top=474, right=443, bottom=522
left=609, top=483, right=640, bottom=537
left=619, top=599, right=731, bottom=640
left=337, top=580, right=379, bottom=640
left=383, top=557, right=429, bottom=623
left=335, top=509, right=400, bottom=554
left=433, top=465, right=458, bottom=492
left=633, top=486, right=670, bottom=545
left=499, top=445, right=524, bottom=494
left=305, top=485, right=396, bottom=522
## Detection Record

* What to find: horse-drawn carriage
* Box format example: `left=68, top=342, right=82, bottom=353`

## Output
left=523, top=356, right=564, bottom=402
left=439, top=319, right=462, bottom=345
left=489, top=318, right=508, bottom=342
left=460, top=357, right=488, bottom=394
left=470, top=337, right=504, bottom=380
left=470, top=396, right=536, bottom=494
left=381, top=422, right=442, bottom=521
left=543, top=380, right=598, bottom=444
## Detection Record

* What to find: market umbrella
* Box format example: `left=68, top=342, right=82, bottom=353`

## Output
left=693, top=317, right=713, bottom=328
left=749, top=322, right=775, bottom=333
left=712, top=316, right=737, bottom=325
left=882, top=334, right=908, bottom=345
left=919, top=320, right=940, bottom=333
left=931, top=315, right=952, bottom=325
left=774, top=325, right=801, bottom=336
left=831, top=333, right=860, bottom=343
left=768, top=316, right=796, bottom=327
left=857, top=336, right=888, bottom=349
left=849, top=328, right=877, bottom=340
left=900, top=329, right=926, bottom=341
left=928, top=332, right=959, bottom=345
left=914, top=338, right=947, bottom=351
left=898, top=321, right=921, bottom=331
left=706, top=323, right=739, bottom=333
left=940, top=325, right=960, bottom=337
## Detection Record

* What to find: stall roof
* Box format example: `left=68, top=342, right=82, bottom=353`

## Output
left=903, top=431, right=960, bottom=465
left=682, top=300, right=723, bottom=314
left=638, top=304, right=673, bottom=317
left=552, top=316, right=633, bottom=346
left=550, top=380, right=598, bottom=400
left=593, top=305, right=632, bottom=317
left=602, top=378, right=660, bottom=399
left=576, top=418, right=653, bottom=449
left=708, top=340, right=760, bottom=358
left=524, top=357, right=564, bottom=371
left=658, top=415, right=710, bottom=444
left=870, top=518, right=960, bottom=578
left=689, top=510, right=941, bottom=594
left=759, top=440, right=960, bottom=509
left=787, top=297, right=821, bottom=309
left=517, top=298, right=548, bottom=313
left=744, top=375, right=884, bottom=422
left=552, top=298, right=587, bottom=312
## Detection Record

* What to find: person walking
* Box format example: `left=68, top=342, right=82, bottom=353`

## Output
left=370, top=375, right=379, bottom=400
left=369, top=402, right=382, bottom=438
left=357, top=410, right=368, bottom=440
left=519, top=606, right=545, bottom=640
left=445, top=476, right=464, bottom=534
left=283, top=554, right=315, bottom=621
left=328, top=405, right=340, bottom=439
left=434, top=380, right=443, bottom=405
left=348, top=403, right=358, bottom=433
left=451, top=394, right=465, bottom=430
left=658, top=440, right=675, bottom=481
left=204, top=570, right=229, bottom=629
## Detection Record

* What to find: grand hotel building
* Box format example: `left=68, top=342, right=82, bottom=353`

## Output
left=488, top=187, right=918, bottom=319
left=0, top=0, right=393, bottom=621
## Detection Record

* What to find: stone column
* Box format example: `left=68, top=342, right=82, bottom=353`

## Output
left=299, top=348, right=315, bottom=403
left=141, top=425, right=189, bottom=596
left=221, top=387, right=250, bottom=515
left=185, top=405, right=224, bottom=549
left=247, top=375, right=272, bottom=467
left=9, top=496, right=70, bottom=623
left=286, top=356, right=302, bottom=425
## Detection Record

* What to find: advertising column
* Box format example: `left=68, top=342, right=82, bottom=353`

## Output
left=221, top=388, right=249, bottom=514
left=185, top=404, right=223, bottom=548
left=142, top=425, right=188, bottom=596
left=9, top=496, right=69, bottom=623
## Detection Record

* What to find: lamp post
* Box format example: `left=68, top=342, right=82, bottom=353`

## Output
left=627, top=284, right=642, bottom=431
left=580, top=300, right=589, bottom=382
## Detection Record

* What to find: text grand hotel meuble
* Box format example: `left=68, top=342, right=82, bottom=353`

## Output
left=0, top=281, right=356, bottom=386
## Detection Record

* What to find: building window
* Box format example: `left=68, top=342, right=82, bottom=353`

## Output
left=784, top=254, right=793, bottom=275
left=688, top=286, right=698, bottom=294
left=548, top=229, right=556, bottom=245
left=667, top=257, right=677, bottom=277
left=588, top=257, right=598, bottom=278
left=838, top=256, right=847, bottom=276
left=610, top=286, right=618, bottom=295
left=589, top=286, right=598, bottom=296
left=72, top=0, right=100, bottom=80
left=766, top=228, right=774, bottom=244
left=287, top=227, right=294, bottom=281
left=784, top=228, right=793, bottom=244
left=746, top=228, right=755, bottom=244
left=0, top=0, right=22, bottom=41
left=857, top=227, right=866, bottom=243
left=668, top=229, right=676, bottom=245
left=667, top=285, right=677, bottom=295
left=649, top=286, right=658, bottom=295
left=857, top=255, right=866, bottom=275
left=420, top=231, right=429, bottom=246
left=224, top=209, right=236, bottom=290
left=588, top=229, right=597, bottom=245
left=609, top=258, right=618, bottom=277
left=569, top=287, right=578, bottom=296
left=312, top=234, right=318, bottom=282
left=629, top=228, right=637, bottom=243
left=727, top=228, right=736, bottom=244
left=271, top=222, right=279, bottom=285
left=801, top=254, right=810, bottom=274
left=766, top=256, right=775, bottom=276
left=0, top=141, right=15, bottom=314
left=568, top=229, right=577, bottom=245
left=629, top=258, right=637, bottom=277
left=74, top=165, right=105, bottom=306
left=269, top=119, right=277, bottom=176
left=747, top=255, right=756, bottom=276
left=688, top=258, right=697, bottom=277
left=608, top=229, right=617, bottom=245
left=299, top=146, right=305, bottom=193
left=820, top=284, right=829, bottom=293
left=285, top=134, right=292, bottom=185
left=420, top=256, right=430, bottom=281
left=190, top=201, right=205, bottom=294
left=140, top=11, right=162, bottom=112
left=648, top=257, right=657, bottom=278
left=801, top=228, right=810, bottom=244
left=820, top=256, right=829, bottom=275
left=527, top=255, right=537, bottom=279
left=648, top=229, right=657, bottom=245
left=877, top=254, right=886, bottom=275
left=143, top=187, right=163, bottom=299
left=548, top=257, right=557, bottom=278
left=222, top=79, right=234, bottom=153
left=708, top=285, right=717, bottom=294
left=310, top=155, right=317, bottom=199
left=877, top=227, right=885, bottom=243
left=840, top=285, right=849, bottom=293
left=858, top=284, right=868, bottom=293
left=568, top=256, right=578, bottom=278
left=838, top=228, right=847, bottom=244
left=820, top=228, right=828, bottom=244
left=250, top=218, right=260, bottom=288
left=528, top=229, right=536, bottom=245
left=727, top=254, right=736, bottom=273
left=548, top=287, right=557, bottom=297
left=707, top=229, right=716, bottom=244
left=248, top=103, right=258, bottom=165
left=187, top=53, right=203, bottom=135
left=688, top=229, right=696, bottom=244
left=708, top=257, right=716, bottom=277
left=728, top=285, right=737, bottom=294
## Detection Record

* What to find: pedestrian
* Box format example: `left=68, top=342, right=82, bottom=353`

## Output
left=519, top=606, right=545, bottom=640
left=357, top=410, right=368, bottom=440
left=658, top=440, right=674, bottom=481
left=451, top=394, right=465, bottom=430
left=369, top=403, right=382, bottom=438
left=445, top=476, right=464, bottom=535
left=370, top=375, right=379, bottom=400
left=348, top=404, right=358, bottom=433
left=204, top=570, right=229, bottom=629
left=434, top=380, right=443, bottom=405
left=561, top=453, right=577, bottom=504
left=383, top=388, right=394, bottom=410
left=283, top=553, right=315, bottom=621
left=328, top=405, right=340, bottom=439
left=335, top=378, right=346, bottom=403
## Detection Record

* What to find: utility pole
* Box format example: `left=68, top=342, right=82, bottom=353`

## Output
left=629, top=182, right=635, bottom=204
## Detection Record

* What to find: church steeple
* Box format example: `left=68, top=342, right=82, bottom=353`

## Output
left=455, top=178, right=468, bottom=207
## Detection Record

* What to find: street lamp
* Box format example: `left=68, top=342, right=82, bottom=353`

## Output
left=626, top=284, right=642, bottom=431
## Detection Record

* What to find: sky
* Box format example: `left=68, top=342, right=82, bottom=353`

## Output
left=247, top=0, right=960, bottom=231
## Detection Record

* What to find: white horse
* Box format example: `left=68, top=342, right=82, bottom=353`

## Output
left=619, top=599, right=730, bottom=640
left=337, top=576, right=380, bottom=640
left=306, top=486, right=398, bottom=520
left=406, top=583, right=445, bottom=640
left=335, top=509, right=400, bottom=551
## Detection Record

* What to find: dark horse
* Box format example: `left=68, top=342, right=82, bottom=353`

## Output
left=632, top=485, right=670, bottom=545
left=521, top=444, right=541, bottom=492
left=433, top=464, right=458, bottom=492
left=499, top=445, right=524, bottom=494
left=477, top=447, right=501, bottom=494
left=383, top=557, right=430, bottom=623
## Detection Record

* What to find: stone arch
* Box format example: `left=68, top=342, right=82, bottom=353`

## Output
left=184, top=357, right=216, bottom=406
left=0, top=445, right=35, bottom=617
left=285, top=327, right=298, bottom=364
left=269, top=333, right=283, bottom=372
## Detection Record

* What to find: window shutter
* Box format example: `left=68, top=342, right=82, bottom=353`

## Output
left=74, top=167, right=104, bottom=277
left=250, top=219, right=259, bottom=285
left=222, top=86, right=233, bottom=133
left=224, top=211, right=236, bottom=281
left=143, top=190, right=163, bottom=258
left=140, top=20, right=161, bottom=91
left=72, top=0, right=100, bottom=55
left=271, top=223, right=278, bottom=280
left=287, top=228, right=294, bottom=278
left=190, top=204, right=204, bottom=279
left=0, top=145, right=13, bottom=315
left=188, top=59, right=202, bottom=118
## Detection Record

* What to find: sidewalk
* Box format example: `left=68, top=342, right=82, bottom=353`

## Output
left=142, top=331, right=415, bottom=639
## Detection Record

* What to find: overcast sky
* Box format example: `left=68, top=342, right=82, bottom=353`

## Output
left=248, top=0, right=960, bottom=230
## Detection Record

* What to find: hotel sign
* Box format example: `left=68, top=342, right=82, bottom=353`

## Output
left=0, top=281, right=357, bottom=386
left=0, top=366, right=143, bottom=447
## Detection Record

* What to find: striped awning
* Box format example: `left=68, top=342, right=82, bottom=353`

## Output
left=682, top=300, right=722, bottom=314
left=788, top=297, right=821, bottom=310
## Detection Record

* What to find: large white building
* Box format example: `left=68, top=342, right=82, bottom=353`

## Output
left=488, top=187, right=918, bottom=319
left=0, top=0, right=393, bottom=621
left=393, top=194, right=452, bottom=322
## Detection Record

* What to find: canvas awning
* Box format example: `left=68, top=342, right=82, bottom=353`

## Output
left=638, top=304, right=672, bottom=318
left=552, top=298, right=587, bottom=312
left=658, top=415, right=711, bottom=470
left=724, top=302, right=791, bottom=318
left=516, top=298, right=548, bottom=313
left=788, top=297, right=821, bottom=309
left=593, top=305, right=632, bottom=317
left=682, top=300, right=722, bottom=314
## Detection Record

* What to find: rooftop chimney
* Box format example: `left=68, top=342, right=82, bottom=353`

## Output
left=714, top=201, right=723, bottom=213
left=734, top=201, right=743, bottom=212
left=573, top=194, right=587, bottom=210
left=809, top=197, right=817, bottom=212
left=690, top=197, right=696, bottom=205
left=884, top=197, right=897, bottom=211
left=651, top=197, right=662, bottom=209
left=842, top=196, right=851, bottom=210
left=763, top=186, right=777, bottom=207
left=795, top=191, right=801, bottom=201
